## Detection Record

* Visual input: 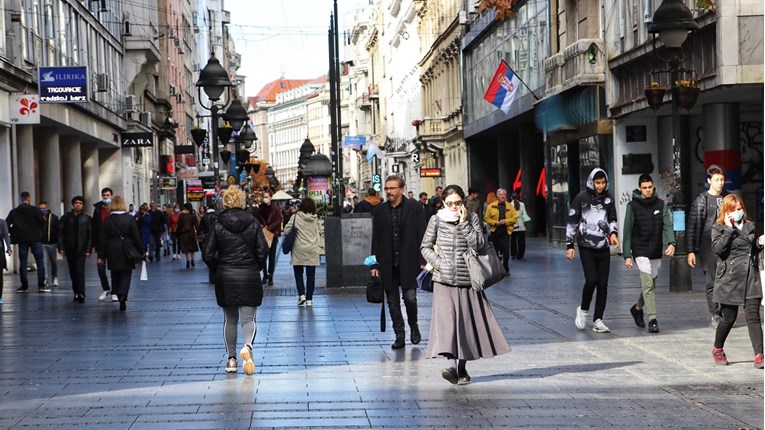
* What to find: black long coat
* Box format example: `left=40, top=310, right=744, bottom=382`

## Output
left=203, top=208, right=269, bottom=308
left=98, top=212, right=144, bottom=271
left=371, top=198, right=426, bottom=292
left=711, top=221, right=763, bottom=306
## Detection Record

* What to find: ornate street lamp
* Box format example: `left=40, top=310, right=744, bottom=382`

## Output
left=293, top=137, right=315, bottom=195
left=648, top=0, right=699, bottom=291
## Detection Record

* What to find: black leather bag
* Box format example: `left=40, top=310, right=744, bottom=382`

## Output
left=366, top=276, right=384, bottom=303
left=122, top=239, right=143, bottom=265
left=417, top=269, right=433, bottom=292
left=464, top=242, right=506, bottom=291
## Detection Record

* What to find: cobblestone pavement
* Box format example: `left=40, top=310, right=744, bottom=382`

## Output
left=0, top=238, right=762, bottom=429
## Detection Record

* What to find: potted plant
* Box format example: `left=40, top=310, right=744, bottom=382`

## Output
left=672, top=79, right=700, bottom=110
left=644, top=82, right=666, bottom=111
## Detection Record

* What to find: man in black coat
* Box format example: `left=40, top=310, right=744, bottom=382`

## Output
left=370, top=175, right=427, bottom=349
left=92, top=187, right=113, bottom=300
left=6, top=191, right=46, bottom=293
left=58, top=196, right=92, bottom=303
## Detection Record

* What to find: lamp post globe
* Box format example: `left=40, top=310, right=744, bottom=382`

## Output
left=649, top=0, right=699, bottom=49
left=236, top=123, right=258, bottom=149
left=299, top=138, right=315, bottom=168
left=196, top=55, right=231, bottom=102
left=225, top=98, right=248, bottom=131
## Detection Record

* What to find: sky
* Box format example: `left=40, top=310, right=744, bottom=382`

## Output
left=225, top=0, right=370, bottom=97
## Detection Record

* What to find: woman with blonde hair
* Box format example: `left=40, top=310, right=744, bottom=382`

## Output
left=203, top=187, right=269, bottom=375
left=710, top=194, right=763, bottom=368
left=97, top=196, right=144, bottom=311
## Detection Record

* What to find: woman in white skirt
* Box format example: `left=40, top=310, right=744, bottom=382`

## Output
left=421, top=184, right=511, bottom=384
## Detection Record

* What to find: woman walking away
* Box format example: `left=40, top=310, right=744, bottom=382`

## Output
left=177, top=203, right=199, bottom=268
left=284, top=198, right=324, bottom=306
left=710, top=194, right=764, bottom=368
left=97, top=196, right=144, bottom=311
left=203, top=187, right=269, bottom=375
left=0, top=217, right=11, bottom=305
left=168, top=204, right=180, bottom=260
left=420, top=184, right=511, bottom=384
left=135, top=203, right=152, bottom=260
left=510, top=192, right=529, bottom=260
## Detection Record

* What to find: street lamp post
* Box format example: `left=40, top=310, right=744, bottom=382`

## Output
left=648, top=0, right=699, bottom=291
left=293, top=138, right=315, bottom=197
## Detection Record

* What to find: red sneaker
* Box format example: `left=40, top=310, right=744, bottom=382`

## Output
left=712, top=347, right=729, bottom=366
left=754, top=353, right=764, bottom=369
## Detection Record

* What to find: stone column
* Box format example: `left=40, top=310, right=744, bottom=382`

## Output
left=703, top=103, right=740, bottom=190
left=98, top=148, right=124, bottom=196
left=61, top=136, right=83, bottom=209
left=40, top=129, right=62, bottom=212
left=16, top=125, right=35, bottom=198
left=81, top=143, right=100, bottom=206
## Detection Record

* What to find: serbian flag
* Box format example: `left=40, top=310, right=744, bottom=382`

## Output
left=483, top=60, right=521, bottom=113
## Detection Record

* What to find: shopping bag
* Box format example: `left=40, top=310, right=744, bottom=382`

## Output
left=140, top=260, right=148, bottom=281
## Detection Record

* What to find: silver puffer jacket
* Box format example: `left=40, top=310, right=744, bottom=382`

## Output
left=421, top=212, right=485, bottom=287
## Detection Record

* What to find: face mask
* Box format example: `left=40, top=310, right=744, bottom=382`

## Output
left=102, top=198, right=112, bottom=205
left=40, top=209, right=49, bottom=215
left=730, top=210, right=744, bottom=222
left=262, top=198, right=270, bottom=205
left=174, top=209, right=180, bottom=213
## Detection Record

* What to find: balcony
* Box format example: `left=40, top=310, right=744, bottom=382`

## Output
left=367, top=84, right=379, bottom=99
left=544, top=38, right=605, bottom=97
left=417, top=112, right=462, bottom=140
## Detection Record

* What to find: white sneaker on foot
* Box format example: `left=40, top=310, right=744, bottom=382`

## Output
left=592, top=319, right=610, bottom=333
left=297, top=295, right=306, bottom=306
left=240, top=346, right=255, bottom=375
left=305, top=300, right=313, bottom=307
left=52, top=277, right=58, bottom=286
left=98, top=291, right=110, bottom=301
left=111, top=294, right=119, bottom=302
left=575, top=306, right=588, bottom=330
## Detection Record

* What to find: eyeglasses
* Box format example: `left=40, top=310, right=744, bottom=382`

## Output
left=383, top=187, right=402, bottom=191
left=444, top=201, right=464, bottom=208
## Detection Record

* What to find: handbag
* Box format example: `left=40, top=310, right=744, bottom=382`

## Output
left=522, top=212, right=531, bottom=223
left=416, top=269, right=433, bottom=292
left=464, top=241, right=506, bottom=292
left=107, top=217, right=143, bottom=265
left=366, top=276, right=384, bottom=303
left=281, top=217, right=299, bottom=255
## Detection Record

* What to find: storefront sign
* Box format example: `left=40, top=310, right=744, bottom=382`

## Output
left=420, top=167, right=442, bottom=177
left=38, top=66, right=88, bottom=103
left=9, top=94, right=40, bottom=124
left=186, top=179, right=204, bottom=202
left=122, top=132, right=154, bottom=148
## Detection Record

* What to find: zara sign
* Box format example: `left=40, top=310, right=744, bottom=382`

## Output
left=121, top=132, right=154, bottom=148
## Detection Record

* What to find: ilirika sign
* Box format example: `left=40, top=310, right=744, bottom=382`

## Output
left=419, top=167, right=442, bottom=177
left=38, top=66, right=88, bottom=103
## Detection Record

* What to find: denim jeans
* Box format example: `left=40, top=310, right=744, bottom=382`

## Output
left=293, top=265, right=316, bottom=299
left=18, top=242, right=46, bottom=289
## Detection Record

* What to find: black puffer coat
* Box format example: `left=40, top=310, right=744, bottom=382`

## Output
left=203, top=208, right=269, bottom=308
left=711, top=221, right=762, bottom=306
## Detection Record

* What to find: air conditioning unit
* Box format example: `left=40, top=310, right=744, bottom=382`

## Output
left=169, top=84, right=177, bottom=96
left=139, top=111, right=152, bottom=126
left=96, top=73, right=109, bottom=92
left=125, top=94, right=136, bottom=112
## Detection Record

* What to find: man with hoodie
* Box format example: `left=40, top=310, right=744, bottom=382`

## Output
left=565, top=168, right=619, bottom=333
left=354, top=188, right=381, bottom=213
left=6, top=191, right=47, bottom=293
left=622, top=174, right=675, bottom=333
left=92, top=187, right=115, bottom=301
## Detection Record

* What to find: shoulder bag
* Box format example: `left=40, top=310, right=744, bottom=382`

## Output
left=108, top=216, right=143, bottom=265
left=464, top=240, right=506, bottom=292
left=281, top=216, right=299, bottom=255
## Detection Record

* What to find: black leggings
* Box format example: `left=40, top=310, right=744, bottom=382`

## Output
left=579, top=247, right=611, bottom=321
left=714, top=299, right=763, bottom=355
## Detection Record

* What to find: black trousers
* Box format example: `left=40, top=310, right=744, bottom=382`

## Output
left=491, top=229, right=510, bottom=270
left=264, top=238, right=278, bottom=278
left=579, top=247, right=611, bottom=321
left=111, top=269, right=133, bottom=301
left=151, top=232, right=163, bottom=260
left=510, top=231, right=526, bottom=259
left=385, top=266, right=418, bottom=337
left=715, top=299, right=763, bottom=355
left=66, top=252, right=87, bottom=296
left=97, top=259, right=110, bottom=291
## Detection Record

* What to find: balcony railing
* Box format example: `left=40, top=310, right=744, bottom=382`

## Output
left=544, top=38, right=605, bottom=97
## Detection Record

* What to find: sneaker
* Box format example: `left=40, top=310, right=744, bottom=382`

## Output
left=629, top=304, right=645, bottom=328
left=52, top=277, right=58, bottom=287
left=575, top=306, right=588, bottom=330
left=297, top=295, right=306, bottom=306
left=458, top=370, right=471, bottom=384
left=98, top=291, right=110, bottom=301
left=648, top=319, right=659, bottom=333
left=16, top=287, right=29, bottom=293
left=712, top=347, right=729, bottom=365
left=39, top=286, right=51, bottom=293
left=305, top=300, right=313, bottom=307
left=111, top=295, right=119, bottom=302
left=441, top=367, right=459, bottom=385
left=240, top=346, right=255, bottom=375
left=711, top=314, right=722, bottom=330
left=225, top=357, right=238, bottom=373
left=592, top=319, right=610, bottom=333
left=76, top=294, right=85, bottom=304
left=754, top=354, right=764, bottom=369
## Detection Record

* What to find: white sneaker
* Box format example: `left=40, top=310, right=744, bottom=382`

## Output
left=297, top=295, right=306, bottom=306
left=305, top=300, right=313, bottom=307
left=111, top=294, right=119, bottom=302
left=98, top=291, right=110, bottom=301
left=592, top=319, right=610, bottom=333
left=52, top=277, right=58, bottom=287
left=575, top=306, right=588, bottom=330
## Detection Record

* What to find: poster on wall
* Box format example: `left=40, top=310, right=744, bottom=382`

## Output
left=9, top=94, right=40, bottom=124
left=307, top=176, right=329, bottom=204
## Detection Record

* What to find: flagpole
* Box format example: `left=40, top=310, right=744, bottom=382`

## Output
left=501, top=60, right=540, bottom=100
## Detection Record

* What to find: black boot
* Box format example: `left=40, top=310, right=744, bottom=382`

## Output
left=410, top=324, right=421, bottom=345
left=186, top=260, right=190, bottom=269
left=391, top=335, right=405, bottom=349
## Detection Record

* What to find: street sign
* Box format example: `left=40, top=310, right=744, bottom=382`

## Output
left=420, top=167, right=442, bottom=177
left=372, top=174, right=381, bottom=192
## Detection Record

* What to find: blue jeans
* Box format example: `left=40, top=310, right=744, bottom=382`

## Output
left=293, top=265, right=316, bottom=299
left=18, top=242, right=46, bottom=289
